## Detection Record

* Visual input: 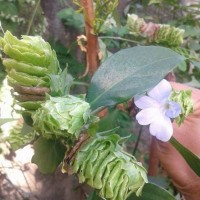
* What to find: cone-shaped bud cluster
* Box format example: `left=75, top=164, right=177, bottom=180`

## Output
left=127, top=14, right=145, bottom=36
left=72, top=133, right=148, bottom=200
left=154, top=25, right=184, bottom=46
left=127, top=14, right=184, bottom=46
left=171, top=47, right=190, bottom=59
left=32, top=96, right=91, bottom=140
left=0, top=31, right=60, bottom=111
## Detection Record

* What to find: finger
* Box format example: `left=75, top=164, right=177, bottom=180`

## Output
left=170, top=82, right=200, bottom=154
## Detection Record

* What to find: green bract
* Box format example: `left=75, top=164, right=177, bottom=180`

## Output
left=32, top=96, right=91, bottom=140
left=72, top=133, right=148, bottom=200
left=170, top=89, right=193, bottom=125
left=0, top=31, right=60, bottom=74
left=127, top=14, right=145, bottom=36
left=0, top=31, right=60, bottom=111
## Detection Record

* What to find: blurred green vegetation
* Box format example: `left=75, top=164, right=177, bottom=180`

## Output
left=0, top=0, right=45, bottom=36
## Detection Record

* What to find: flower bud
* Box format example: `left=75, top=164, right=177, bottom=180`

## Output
left=127, top=14, right=145, bottom=36
left=72, top=133, right=148, bottom=200
left=126, top=14, right=184, bottom=47
left=170, top=89, right=193, bottom=125
left=32, top=96, right=91, bottom=140
left=0, top=31, right=60, bottom=73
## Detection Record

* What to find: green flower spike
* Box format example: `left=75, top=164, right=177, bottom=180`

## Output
left=32, top=95, right=91, bottom=140
left=127, top=14, right=184, bottom=47
left=154, top=25, right=184, bottom=46
left=0, top=31, right=60, bottom=76
left=72, top=133, right=148, bottom=200
left=127, top=14, right=145, bottom=36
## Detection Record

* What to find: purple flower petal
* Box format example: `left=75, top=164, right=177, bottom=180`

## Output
left=165, top=101, right=181, bottom=118
left=149, top=116, right=173, bottom=142
left=136, top=108, right=160, bottom=125
left=148, top=79, right=171, bottom=102
left=134, top=95, right=159, bottom=109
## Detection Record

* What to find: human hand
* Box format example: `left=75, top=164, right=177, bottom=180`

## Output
left=156, top=82, right=200, bottom=200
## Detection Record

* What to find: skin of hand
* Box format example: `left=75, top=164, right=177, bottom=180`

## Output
left=156, top=82, right=200, bottom=200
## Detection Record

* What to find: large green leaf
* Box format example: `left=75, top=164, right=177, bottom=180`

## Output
left=86, top=46, right=184, bottom=110
left=32, top=137, right=66, bottom=174
left=87, top=183, right=175, bottom=200
left=128, top=183, right=175, bottom=200
left=170, top=136, right=200, bottom=177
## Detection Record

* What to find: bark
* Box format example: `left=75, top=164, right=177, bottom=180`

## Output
left=117, top=0, right=131, bottom=17
left=81, top=0, right=99, bottom=76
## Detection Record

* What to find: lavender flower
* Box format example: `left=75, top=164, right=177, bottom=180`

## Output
left=134, top=79, right=181, bottom=142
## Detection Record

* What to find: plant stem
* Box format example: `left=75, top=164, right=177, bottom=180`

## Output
left=0, top=21, right=5, bottom=34
left=73, top=81, right=89, bottom=87
left=190, top=57, right=200, bottom=62
left=148, top=136, right=159, bottom=176
left=132, top=125, right=143, bottom=156
left=64, top=133, right=90, bottom=164
left=99, top=36, right=140, bottom=44
left=26, top=0, right=41, bottom=35
left=81, top=0, right=99, bottom=76
left=91, top=106, right=106, bottom=115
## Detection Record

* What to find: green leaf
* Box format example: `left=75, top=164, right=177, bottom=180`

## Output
left=192, top=61, right=200, bottom=69
left=148, top=0, right=163, bottom=5
left=148, top=0, right=178, bottom=5
left=170, top=136, right=200, bottom=177
left=87, top=190, right=103, bottom=200
left=98, top=108, right=134, bottom=138
left=86, top=46, right=184, bottom=110
left=177, top=61, right=187, bottom=72
left=0, top=2, right=18, bottom=15
left=49, top=67, right=74, bottom=96
left=127, top=183, right=175, bottom=200
left=57, top=8, right=84, bottom=29
left=20, top=122, right=34, bottom=134
left=6, top=122, right=35, bottom=151
left=87, top=183, right=175, bottom=200
left=31, top=137, right=66, bottom=174
left=0, top=118, right=18, bottom=126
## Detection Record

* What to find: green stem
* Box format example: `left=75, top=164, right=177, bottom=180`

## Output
left=91, top=106, right=106, bottom=115
left=73, top=81, right=89, bottom=87
left=99, top=36, right=140, bottom=44
left=132, top=125, right=143, bottom=156
left=190, top=57, right=200, bottom=62
left=0, top=21, right=5, bottom=34
left=26, top=0, right=41, bottom=35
